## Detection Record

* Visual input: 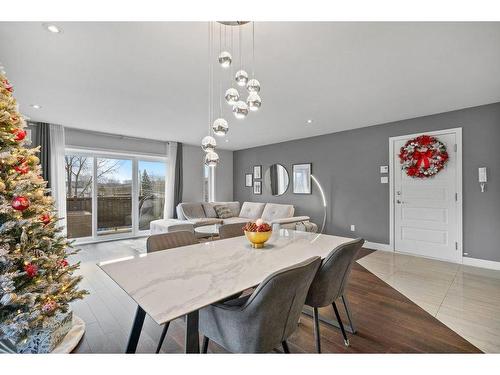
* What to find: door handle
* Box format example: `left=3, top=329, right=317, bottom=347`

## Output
left=396, top=200, right=406, bottom=204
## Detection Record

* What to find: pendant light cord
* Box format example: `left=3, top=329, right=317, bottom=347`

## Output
left=252, top=22, right=255, bottom=77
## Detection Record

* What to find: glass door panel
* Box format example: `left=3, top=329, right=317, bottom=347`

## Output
left=138, top=160, right=166, bottom=231
left=65, top=154, right=93, bottom=239
left=96, top=158, right=133, bottom=237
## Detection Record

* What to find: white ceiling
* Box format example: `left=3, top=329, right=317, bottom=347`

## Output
left=1, top=22, right=500, bottom=150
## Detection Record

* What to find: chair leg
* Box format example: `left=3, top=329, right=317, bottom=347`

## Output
left=155, top=322, right=170, bottom=353
left=202, top=336, right=209, bottom=354
left=282, top=340, right=290, bottom=353
left=341, top=294, right=356, bottom=333
left=312, top=307, right=321, bottom=353
left=332, top=302, right=349, bottom=347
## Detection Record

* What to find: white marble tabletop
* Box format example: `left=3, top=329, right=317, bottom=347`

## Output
left=99, top=230, right=356, bottom=325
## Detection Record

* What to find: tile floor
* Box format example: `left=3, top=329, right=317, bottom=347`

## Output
left=357, top=250, right=500, bottom=353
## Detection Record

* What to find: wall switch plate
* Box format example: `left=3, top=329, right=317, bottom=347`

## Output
left=380, top=165, right=388, bottom=173
left=381, top=176, right=389, bottom=184
left=350, top=225, right=355, bottom=232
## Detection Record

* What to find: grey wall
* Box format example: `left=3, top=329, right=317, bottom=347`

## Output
left=234, top=102, right=500, bottom=262
left=182, top=144, right=233, bottom=202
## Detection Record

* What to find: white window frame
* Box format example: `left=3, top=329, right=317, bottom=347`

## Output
left=65, top=147, right=167, bottom=244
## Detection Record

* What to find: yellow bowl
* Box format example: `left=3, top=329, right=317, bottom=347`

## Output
left=244, top=230, right=272, bottom=249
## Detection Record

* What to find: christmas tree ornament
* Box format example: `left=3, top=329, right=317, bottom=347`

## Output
left=246, top=92, right=261, bottom=111
left=42, top=301, right=58, bottom=314
left=201, top=135, right=217, bottom=153
left=27, top=155, right=40, bottom=165
left=235, top=70, right=249, bottom=86
left=24, top=263, right=39, bottom=278
left=204, top=151, right=220, bottom=167
left=40, top=213, right=51, bottom=225
left=212, top=118, right=229, bottom=136
left=232, top=100, right=249, bottom=119
left=224, top=88, right=239, bottom=105
left=218, top=51, right=232, bottom=68
left=11, top=196, right=30, bottom=211
left=246, top=78, right=261, bottom=93
left=14, top=164, right=30, bottom=174
left=59, top=259, right=68, bottom=267
left=11, top=128, right=27, bottom=142
left=34, top=189, right=45, bottom=199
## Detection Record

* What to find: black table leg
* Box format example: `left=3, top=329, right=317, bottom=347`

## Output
left=185, top=310, right=200, bottom=353
left=126, top=306, right=146, bottom=353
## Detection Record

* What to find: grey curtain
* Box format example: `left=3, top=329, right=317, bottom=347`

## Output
left=33, top=122, right=51, bottom=188
left=173, top=143, right=183, bottom=218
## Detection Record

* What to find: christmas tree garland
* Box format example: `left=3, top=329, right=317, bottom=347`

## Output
left=0, top=72, right=87, bottom=344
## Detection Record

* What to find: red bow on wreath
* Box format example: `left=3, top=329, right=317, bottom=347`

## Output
left=413, top=149, right=433, bottom=169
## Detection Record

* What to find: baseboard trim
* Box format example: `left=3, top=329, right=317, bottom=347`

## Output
left=463, top=257, right=500, bottom=271
left=363, top=241, right=393, bottom=252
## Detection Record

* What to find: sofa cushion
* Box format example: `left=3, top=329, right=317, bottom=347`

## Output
left=191, top=218, right=224, bottom=227
left=239, top=202, right=266, bottom=219
left=261, top=203, right=295, bottom=222
left=202, top=203, right=218, bottom=218
left=214, top=205, right=235, bottom=219
left=179, top=202, right=206, bottom=220
left=223, top=201, right=241, bottom=217
left=222, top=217, right=250, bottom=225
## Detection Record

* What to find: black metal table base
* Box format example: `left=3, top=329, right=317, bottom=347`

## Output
left=126, top=306, right=200, bottom=353
left=301, top=295, right=356, bottom=334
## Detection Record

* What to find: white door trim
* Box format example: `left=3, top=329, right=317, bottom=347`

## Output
left=388, top=127, right=463, bottom=263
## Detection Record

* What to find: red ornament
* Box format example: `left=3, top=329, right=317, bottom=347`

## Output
left=14, top=164, right=30, bottom=174
left=59, top=259, right=69, bottom=268
left=11, top=128, right=27, bottom=142
left=3, top=79, right=13, bottom=92
left=40, top=213, right=51, bottom=225
left=24, top=263, right=38, bottom=278
left=11, top=196, right=30, bottom=211
left=398, top=135, right=449, bottom=178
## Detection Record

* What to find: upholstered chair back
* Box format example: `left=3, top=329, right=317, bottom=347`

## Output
left=146, top=231, right=197, bottom=253
left=305, top=238, right=364, bottom=308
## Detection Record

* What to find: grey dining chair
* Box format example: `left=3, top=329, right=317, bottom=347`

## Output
left=199, top=256, right=322, bottom=353
left=218, top=222, right=245, bottom=239
left=146, top=231, right=197, bottom=353
left=305, top=238, right=364, bottom=352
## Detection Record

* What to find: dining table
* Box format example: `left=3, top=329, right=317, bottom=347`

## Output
left=98, top=229, right=356, bottom=353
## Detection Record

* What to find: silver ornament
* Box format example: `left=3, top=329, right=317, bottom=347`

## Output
left=235, top=70, right=249, bottom=87
left=232, top=101, right=249, bottom=119
left=246, top=93, right=261, bottom=112
left=204, top=151, right=219, bottom=167
left=212, top=118, right=229, bottom=136
left=225, top=88, right=239, bottom=105
left=246, top=78, right=261, bottom=93
left=218, top=51, right=232, bottom=68
left=201, top=136, right=216, bottom=153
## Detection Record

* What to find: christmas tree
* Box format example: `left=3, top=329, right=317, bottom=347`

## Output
left=0, top=71, right=87, bottom=346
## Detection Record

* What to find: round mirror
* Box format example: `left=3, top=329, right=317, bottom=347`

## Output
left=264, top=164, right=289, bottom=196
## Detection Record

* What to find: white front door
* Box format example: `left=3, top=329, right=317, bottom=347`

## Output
left=392, top=130, right=461, bottom=262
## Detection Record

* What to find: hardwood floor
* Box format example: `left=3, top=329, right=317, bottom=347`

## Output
left=69, top=239, right=481, bottom=353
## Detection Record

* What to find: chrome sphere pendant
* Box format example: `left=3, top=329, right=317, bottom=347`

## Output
left=212, top=118, right=229, bottom=136
left=225, top=88, right=239, bottom=105
left=204, top=151, right=220, bottom=167
left=247, top=93, right=261, bottom=112
left=201, top=135, right=217, bottom=152
left=235, top=70, right=249, bottom=87
left=246, top=78, right=261, bottom=93
left=233, top=100, right=249, bottom=119
left=218, top=51, right=232, bottom=68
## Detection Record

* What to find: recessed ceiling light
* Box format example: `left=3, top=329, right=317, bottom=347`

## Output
left=44, top=24, right=61, bottom=33
left=30, top=104, right=41, bottom=109
left=225, top=139, right=229, bottom=142
left=307, top=119, right=313, bottom=124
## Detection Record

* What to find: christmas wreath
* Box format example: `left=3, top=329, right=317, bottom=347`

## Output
left=398, top=135, right=449, bottom=178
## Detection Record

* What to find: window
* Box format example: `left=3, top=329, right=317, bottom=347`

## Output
left=65, top=150, right=167, bottom=241
left=202, top=164, right=215, bottom=202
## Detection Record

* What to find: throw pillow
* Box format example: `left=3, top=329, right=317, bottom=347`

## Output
left=214, top=205, right=235, bottom=219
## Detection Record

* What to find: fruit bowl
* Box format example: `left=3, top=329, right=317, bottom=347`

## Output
left=244, top=230, right=272, bottom=249
left=243, top=220, right=272, bottom=249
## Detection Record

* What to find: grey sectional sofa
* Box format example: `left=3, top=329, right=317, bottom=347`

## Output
left=150, top=201, right=313, bottom=235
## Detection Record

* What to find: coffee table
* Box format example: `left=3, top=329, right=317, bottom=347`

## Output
left=194, top=224, right=220, bottom=239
